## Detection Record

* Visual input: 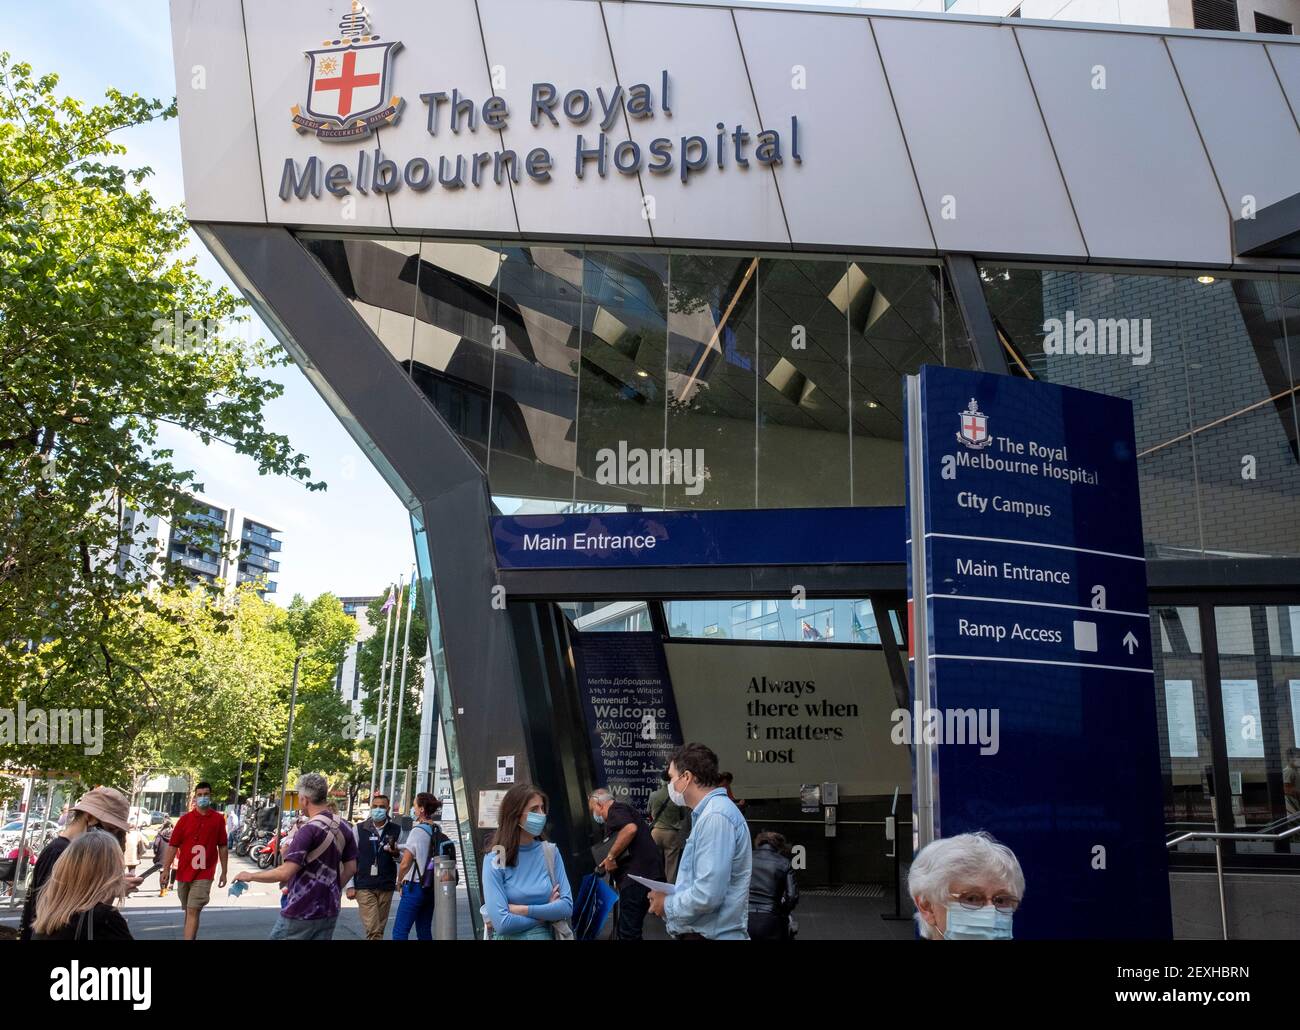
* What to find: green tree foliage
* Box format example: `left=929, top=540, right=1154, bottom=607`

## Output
left=0, top=55, right=322, bottom=732
left=283, top=592, right=359, bottom=777
left=195, top=592, right=362, bottom=803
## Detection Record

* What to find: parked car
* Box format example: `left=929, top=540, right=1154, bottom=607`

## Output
left=0, top=819, right=60, bottom=850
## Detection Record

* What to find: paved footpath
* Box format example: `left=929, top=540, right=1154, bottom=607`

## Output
left=0, top=853, right=475, bottom=941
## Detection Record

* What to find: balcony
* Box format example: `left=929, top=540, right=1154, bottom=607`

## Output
left=241, top=527, right=282, bottom=551
left=175, top=555, right=220, bottom=577
left=241, top=550, right=280, bottom=574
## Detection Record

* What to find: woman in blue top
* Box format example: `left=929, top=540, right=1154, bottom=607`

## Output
left=481, top=783, right=572, bottom=940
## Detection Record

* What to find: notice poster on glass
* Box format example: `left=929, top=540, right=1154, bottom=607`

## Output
left=1220, top=679, right=1265, bottom=759
left=1290, top=680, right=1300, bottom=749
left=1163, top=680, right=1198, bottom=758
left=572, top=632, right=684, bottom=814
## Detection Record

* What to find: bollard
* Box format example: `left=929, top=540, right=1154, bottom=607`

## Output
left=434, top=855, right=458, bottom=940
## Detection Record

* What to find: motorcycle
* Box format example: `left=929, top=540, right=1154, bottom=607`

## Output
left=233, top=822, right=258, bottom=858
left=252, top=829, right=286, bottom=870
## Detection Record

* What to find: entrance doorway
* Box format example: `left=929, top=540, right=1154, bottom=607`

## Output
left=508, top=592, right=919, bottom=940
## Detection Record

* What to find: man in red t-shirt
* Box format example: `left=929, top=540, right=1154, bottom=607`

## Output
left=161, top=781, right=229, bottom=940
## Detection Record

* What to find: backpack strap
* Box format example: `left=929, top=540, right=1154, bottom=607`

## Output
left=542, top=841, right=558, bottom=887
left=303, top=813, right=346, bottom=866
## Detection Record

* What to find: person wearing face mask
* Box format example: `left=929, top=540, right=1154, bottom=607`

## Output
left=647, top=743, right=752, bottom=940
left=391, top=792, right=454, bottom=940
left=346, top=792, right=403, bottom=939
left=19, top=786, right=132, bottom=941
left=481, top=783, right=573, bottom=940
left=159, top=781, right=229, bottom=940
left=589, top=787, right=663, bottom=940
left=908, top=831, right=1024, bottom=940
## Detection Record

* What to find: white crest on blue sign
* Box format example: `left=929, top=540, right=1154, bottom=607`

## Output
left=956, top=397, right=992, bottom=450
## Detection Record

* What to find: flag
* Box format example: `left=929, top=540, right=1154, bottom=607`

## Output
left=381, top=587, right=396, bottom=613
left=408, top=569, right=418, bottom=611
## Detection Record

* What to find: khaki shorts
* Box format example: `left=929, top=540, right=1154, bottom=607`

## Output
left=177, top=877, right=214, bottom=910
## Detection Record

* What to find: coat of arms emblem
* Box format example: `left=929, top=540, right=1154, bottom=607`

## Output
left=956, top=398, right=991, bottom=449
left=291, top=3, right=403, bottom=142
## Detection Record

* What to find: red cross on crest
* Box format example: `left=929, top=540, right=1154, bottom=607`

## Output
left=290, top=4, right=404, bottom=142
left=956, top=398, right=991, bottom=449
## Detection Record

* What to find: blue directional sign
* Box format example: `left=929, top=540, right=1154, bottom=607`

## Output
left=492, top=506, right=904, bottom=570
left=906, top=364, right=1171, bottom=940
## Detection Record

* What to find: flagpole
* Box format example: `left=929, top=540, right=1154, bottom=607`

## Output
left=388, top=565, right=417, bottom=804
left=369, top=581, right=397, bottom=801
left=380, top=573, right=405, bottom=803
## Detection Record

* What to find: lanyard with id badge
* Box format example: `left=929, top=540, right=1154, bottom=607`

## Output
left=369, top=824, right=391, bottom=877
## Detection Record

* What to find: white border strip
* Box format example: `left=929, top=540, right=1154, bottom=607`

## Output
left=926, top=532, right=1146, bottom=563
left=930, top=653, right=1154, bottom=674
left=928, top=593, right=1149, bottom=619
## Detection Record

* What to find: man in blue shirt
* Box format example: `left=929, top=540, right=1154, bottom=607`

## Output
left=648, top=743, right=751, bottom=939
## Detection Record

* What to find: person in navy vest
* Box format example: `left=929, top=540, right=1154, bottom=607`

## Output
left=347, top=792, right=402, bottom=940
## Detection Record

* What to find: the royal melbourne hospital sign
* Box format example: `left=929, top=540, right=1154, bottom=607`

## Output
left=277, top=3, right=804, bottom=202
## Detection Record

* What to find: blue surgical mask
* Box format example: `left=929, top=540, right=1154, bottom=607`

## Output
left=523, top=811, right=547, bottom=836
left=944, top=904, right=1013, bottom=940
left=196, top=796, right=211, bottom=810
left=372, top=808, right=387, bottom=822
left=593, top=812, right=605, bottom=825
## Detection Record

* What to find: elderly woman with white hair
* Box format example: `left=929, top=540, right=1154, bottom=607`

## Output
left=908, top=831, right=1024, bottom=940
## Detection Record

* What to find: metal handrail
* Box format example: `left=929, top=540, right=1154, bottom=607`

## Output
left=1165, top=824, right=1300, bottom=847
left=1165, top=803, right=1299, bottom=940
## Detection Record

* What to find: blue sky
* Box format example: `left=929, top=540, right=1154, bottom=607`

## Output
left=7, top=1, right=415, bottom=604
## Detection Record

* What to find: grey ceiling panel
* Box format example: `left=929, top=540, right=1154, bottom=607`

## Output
left=478, top=0, right=653, bottom=241
left=169, top=0, right=265, bottom=223
left=1017, top=27, right=1230, bottom=266
left=601, top=1, right=791, bottom=247
left=1266, top=42, right=1300, bottom=128
left=871, top=18, right=1086, bottom=259
left=734, top=9, right=933, bottom=252
left=1168, top=38, right=1300, bottom=221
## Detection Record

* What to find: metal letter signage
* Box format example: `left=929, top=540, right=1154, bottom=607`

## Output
left=905, top=364, right=1171, bottom=939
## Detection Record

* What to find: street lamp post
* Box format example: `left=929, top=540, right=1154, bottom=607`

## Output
left=272, top=653, right=300, bottom=866
left=388, top=568, right=416, bottom=804
left=369, top=580, right=399, bottom=801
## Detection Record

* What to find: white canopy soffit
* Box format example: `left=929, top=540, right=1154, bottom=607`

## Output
left=170, top=0, right=1300, bottom=269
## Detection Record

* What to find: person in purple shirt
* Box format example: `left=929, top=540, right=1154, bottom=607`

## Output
left=235, top=773, right=357, bottom=940
left=481, top=783, right=573, bottom=940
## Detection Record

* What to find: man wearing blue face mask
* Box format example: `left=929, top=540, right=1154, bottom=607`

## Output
left=648, top=743, right=752, bottom=940
left=160, top=781, right=228, bottom=940
left=347, top=793, right=402, bottom=939
left=907, top=831, right=1025, bottom=940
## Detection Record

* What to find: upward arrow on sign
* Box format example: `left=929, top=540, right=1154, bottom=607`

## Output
left=1123, top=631, right=1139, bottom=654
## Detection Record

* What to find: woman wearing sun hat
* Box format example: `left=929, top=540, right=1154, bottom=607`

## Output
left=19, top=786, right=131, bottom=941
